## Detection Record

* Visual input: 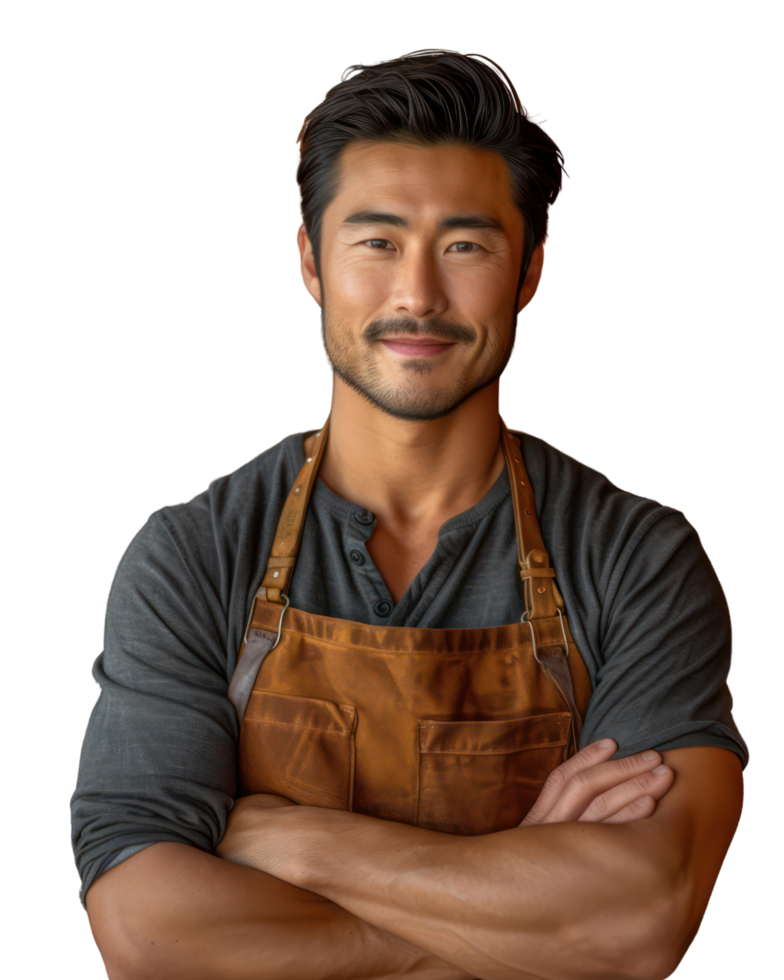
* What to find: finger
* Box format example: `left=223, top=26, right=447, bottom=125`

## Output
left=533, top=749, right=672, bottom=823
left=519, top=739, right=618, bottom=826
left=536, top=739, right=618, bottom=812
left=577, top=764, right=674, bottom=822
left=520, top=739, right=618, bottom=826
left=601, top=795, right=657, bottom=824
left=551, top=738, right=620, bottom=781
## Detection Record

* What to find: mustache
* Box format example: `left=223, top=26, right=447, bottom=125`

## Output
left=365, top=320, right=476, bottom=344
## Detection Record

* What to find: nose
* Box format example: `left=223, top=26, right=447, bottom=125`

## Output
left=389, top=244, right=448, bottom=319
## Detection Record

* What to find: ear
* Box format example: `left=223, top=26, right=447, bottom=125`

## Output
left=516, top=242, right=544, bottom=314
left=298, top=225, right=322, bottom=306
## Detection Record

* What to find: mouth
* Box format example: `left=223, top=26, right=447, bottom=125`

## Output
left=379, top=336, right=457, bottom=358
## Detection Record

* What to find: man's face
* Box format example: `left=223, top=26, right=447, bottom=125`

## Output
left=300, top=140, right=535, bottom=421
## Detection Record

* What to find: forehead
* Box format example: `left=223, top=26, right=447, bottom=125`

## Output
left=328, top=140, right=518, bottom=221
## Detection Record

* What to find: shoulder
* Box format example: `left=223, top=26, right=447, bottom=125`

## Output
left=156, top=432, right=302, bottom=545
left=515, top=431, right=685, bottom=571
left=107, top=433, right=306, bottom=651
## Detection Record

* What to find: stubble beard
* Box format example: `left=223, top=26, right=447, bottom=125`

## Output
left=318, top=303, right=520, bottom=422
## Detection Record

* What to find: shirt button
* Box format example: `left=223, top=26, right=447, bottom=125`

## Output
left=349, top=549, right=365, bottom=566
left=374, top=599, right=392, bottom=618
left=354, top=508, right=375, bottom=525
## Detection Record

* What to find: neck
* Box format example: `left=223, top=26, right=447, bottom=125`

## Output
left=314, top=377, right=505, bottom=530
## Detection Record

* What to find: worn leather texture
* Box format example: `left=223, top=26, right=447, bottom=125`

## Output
left=235, top=418, right=592, bottom=834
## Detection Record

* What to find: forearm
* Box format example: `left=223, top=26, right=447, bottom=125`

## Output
left=239, top=810, right=682, bottom=980
left=86, top=842, right=475, bottom=980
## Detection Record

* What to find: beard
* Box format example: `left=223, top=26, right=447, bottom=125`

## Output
left=318, top=290, right=520, bottom=422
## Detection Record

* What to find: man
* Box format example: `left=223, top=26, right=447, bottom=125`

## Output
left=73, top=51, right=746, bottom=980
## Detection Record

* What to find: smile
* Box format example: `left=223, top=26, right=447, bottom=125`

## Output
left=379, top=337, right=457, bottom=358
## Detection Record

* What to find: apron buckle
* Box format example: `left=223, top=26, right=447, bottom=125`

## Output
left=243, top=592, right=291, bottom=649
left=523, top=608, right=570, bottom=662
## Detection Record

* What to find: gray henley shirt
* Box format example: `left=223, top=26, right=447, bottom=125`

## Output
left=71, top=429, right=748, bottom=904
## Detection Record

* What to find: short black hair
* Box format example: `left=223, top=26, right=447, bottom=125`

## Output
left=297, top=50, right=565, bottom=277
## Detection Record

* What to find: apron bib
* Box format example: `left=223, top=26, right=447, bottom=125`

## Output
left=229, top=420, right=592, bottom=834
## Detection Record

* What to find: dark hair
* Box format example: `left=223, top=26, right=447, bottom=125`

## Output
left=297, top=50, right=565, bottom=277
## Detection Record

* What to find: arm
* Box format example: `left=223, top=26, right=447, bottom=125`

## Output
left=221, top=743, right=744, bottom=980
left=86, top=841, right=474, bottom=980
left=218, top=744, right=742, bottom=980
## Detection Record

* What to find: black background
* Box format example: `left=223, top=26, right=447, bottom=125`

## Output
left=64, top=34, right=758, bottom=980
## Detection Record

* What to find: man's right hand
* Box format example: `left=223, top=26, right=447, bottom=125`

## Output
left=520, top=738, right=674, bottom=827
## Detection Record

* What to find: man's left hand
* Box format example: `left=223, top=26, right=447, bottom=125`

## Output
left=215, top=793, right=298, bottom=866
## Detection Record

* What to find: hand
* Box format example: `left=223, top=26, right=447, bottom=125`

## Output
left=215, top=793, right=297, bottom=865
left=520, top=738, right=674, bottom=826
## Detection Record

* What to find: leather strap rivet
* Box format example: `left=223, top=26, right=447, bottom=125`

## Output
left=294, top=487, right=301, bottom=493
left=526, top=510, right=531, bottom=515
left=537, top=586, right=546, bottom=594
left=520, top=480, right=525, bottom=486
left=307, top=457, right=313, bottom=462
left=273, top=571, right=279, bottom=578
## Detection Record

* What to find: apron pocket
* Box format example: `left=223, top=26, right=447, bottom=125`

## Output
left=417, top=712, right=571, bottom=835
left=239, top=690, right=357, bottom=810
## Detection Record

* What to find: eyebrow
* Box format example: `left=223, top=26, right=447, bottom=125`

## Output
left=342, top=211, right=505, bottom=232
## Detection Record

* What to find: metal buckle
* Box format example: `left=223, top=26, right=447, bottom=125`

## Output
left=524, top=609, right=570, bottom=664
left=270, top=593, right=290, bottom=651
left=243, top=592, right=290, bottom=648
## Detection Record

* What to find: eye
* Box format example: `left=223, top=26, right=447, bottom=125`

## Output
left=447, top=241, right=481, bottom=253
left=364, top=239, right=393, bottom=250
left=362, top=238, right=482, bottom=255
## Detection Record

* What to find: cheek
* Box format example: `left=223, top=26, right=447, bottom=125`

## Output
left=334, top=263, right=394, bottom=306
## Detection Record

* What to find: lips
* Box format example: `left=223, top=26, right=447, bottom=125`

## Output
left=384, top=337, right=453, bottom=347
left=379, top=337, right=455, bottom=358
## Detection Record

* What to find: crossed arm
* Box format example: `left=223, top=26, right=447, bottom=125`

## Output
left=216, top=797, right=670, bottom=980
left=215, top=743, right=741, bottom=979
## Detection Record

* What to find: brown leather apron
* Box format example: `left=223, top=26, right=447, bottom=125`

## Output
left=228, top=420, right=592, bottom=834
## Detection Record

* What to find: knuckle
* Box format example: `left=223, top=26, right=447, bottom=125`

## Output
left=636, top=768, right=662, bottom=787
left=583, top=793, right=610, bottom=818
left=569, top=769, right=594, bottom=793
left=543, top=765, right=567, bottom=792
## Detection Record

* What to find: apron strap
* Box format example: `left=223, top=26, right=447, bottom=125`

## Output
left=257, top=417, right=558, bottom=622
left=251, top=415, right=583, bottom=749
left=257, top=418, right=331, bottom=604
left=500, top=421, right=558, bottom=620
left=525, top=614, right=584, bottom=755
